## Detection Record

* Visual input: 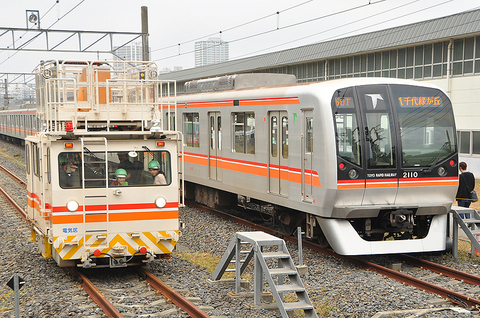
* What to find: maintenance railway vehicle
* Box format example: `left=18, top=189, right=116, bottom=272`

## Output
left=167, top=74, right=458, bottom=255
left=0, top=60, right=183, bottom=268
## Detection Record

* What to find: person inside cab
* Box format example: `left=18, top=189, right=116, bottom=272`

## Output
left=111, top=168, right=129, bottom=186
left=148, top=160, right=167, bottom=185
left=59, top=155, right=78, bottom=188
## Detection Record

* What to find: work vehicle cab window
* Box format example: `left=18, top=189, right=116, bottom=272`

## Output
left=58, top=150, right=171, bottom=188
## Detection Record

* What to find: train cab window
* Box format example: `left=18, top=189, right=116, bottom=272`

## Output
left=356, top=86, right=396, bottom=168
left=58, top=150, right=171, bottom=189
left=390, top=85, right=456, bottom=167
left=332, top=88, right=361, bottom=166
left=233, top=112, right=255, bottom=154
left=184, top=113, right=199, bottom=147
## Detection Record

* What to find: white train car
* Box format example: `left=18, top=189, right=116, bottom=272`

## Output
left=25, top=60, right=182, bottom=267
left=170, top=74, right=458, bottom=255
left=0, top=108, right=39, bottom=143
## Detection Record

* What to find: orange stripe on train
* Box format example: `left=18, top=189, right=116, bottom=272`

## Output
left=186, top=153, right=321, bottom=187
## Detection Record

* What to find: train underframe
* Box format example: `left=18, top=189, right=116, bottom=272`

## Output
left=188, top=182, right=446, bottom=255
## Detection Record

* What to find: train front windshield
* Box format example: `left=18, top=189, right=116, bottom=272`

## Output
left=333, top=84, right=456, bottom=169
left=391, top=86, right=456, bottom=167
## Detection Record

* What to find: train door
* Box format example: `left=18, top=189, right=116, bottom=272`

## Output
left=268, top=111, right=289, bottom=196
left=356, top=85, right=398, bottom=205
left=301, top=110, right=314, bottom=202
left=208, top=112, right=222, bottom=181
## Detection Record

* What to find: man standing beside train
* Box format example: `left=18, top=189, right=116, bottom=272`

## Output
left=456, top=161, right=475, bottom=218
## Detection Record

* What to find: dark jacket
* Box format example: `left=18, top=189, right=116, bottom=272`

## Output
left=456, top=171, right=475, bottom=201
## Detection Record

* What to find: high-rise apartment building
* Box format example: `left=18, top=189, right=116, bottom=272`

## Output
left=195, top=38, right=229, bottom=67
left=113, top=42, right=143, bottom=62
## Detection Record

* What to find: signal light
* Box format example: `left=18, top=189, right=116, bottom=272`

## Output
left=339, top=162, right=346, bottom=170
left=64, top=142, right=74, bottom=148
left=139, top=246, right=147, bottom=254
left=156, top=141, right=165, bottom=147
left=450, top=160, right=456, bottom=167
left=66, top=122, right=74, bottom=132
left=93, top=249, right=101, bottom=257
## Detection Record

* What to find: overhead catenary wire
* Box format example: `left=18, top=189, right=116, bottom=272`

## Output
left=150, top=0, right=314, bottom=54
left=152, top=0, right=386, bottom=64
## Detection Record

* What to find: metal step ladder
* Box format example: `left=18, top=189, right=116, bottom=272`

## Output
left=212, top=231, right=318, bottom=318
left=451, top=207, right=480, bottom=257
left=81, top=137, right=109, bottom=233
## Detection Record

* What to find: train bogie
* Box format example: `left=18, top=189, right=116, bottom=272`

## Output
left=172, top=75, right=458, bottom=255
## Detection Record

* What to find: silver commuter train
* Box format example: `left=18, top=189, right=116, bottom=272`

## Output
left=168, top=74, right=458, bottom=255
left=0, top=108, right=39, bottom=143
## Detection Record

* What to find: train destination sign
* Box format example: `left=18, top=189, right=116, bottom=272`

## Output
left=397, top=96, right=441, bottom=107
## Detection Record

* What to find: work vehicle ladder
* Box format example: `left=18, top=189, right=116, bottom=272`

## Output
left=81, top=137, right=109, bottom=233
left=451, top=207, right=480, bottom=257
left=212, top=232, right=318, bottom=318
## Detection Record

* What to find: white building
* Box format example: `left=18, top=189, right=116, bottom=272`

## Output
left=195, top=38, right=229, bottom=67
left=113, top=42, right=143, bottom=62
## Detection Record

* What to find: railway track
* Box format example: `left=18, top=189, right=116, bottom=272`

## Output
left=0, top=164, right=211, bottom=318
left=71, top=267, right=211, bottom=318
left=188, top=200, right=480, bottom=311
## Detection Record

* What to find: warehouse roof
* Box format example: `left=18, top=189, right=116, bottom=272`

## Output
left=158, top=8, right=480, bottom=81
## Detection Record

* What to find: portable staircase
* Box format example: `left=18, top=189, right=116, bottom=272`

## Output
left=212, top=232, right=318, bottom=318
left=451, top=207, right=480, bottom=257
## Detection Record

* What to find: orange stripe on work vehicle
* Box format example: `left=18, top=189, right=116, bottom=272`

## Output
left=109, top=210, right=178, bottom=222
left=52, top=214, right=84, bottom=224
left=85, top=214, right=107, bottom=223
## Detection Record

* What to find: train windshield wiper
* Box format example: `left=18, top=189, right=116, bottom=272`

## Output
left=424, top=131, right=452, bottom=172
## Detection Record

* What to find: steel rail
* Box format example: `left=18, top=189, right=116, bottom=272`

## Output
left=397, top=253, right=480, bottom=287
left=139, top=268, right=211, bottom=318
left=187, top=200, right=480, bottom=310
left=0, top=164, right=26, bottom=187
left=71, top=269, right=124, bottom=318
left=0, top=179, right=30, bottom=225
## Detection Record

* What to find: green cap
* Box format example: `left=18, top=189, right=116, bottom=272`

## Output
left=115, top=168, right=127, bottom=177
left=148, top=160, right=160, bottom=170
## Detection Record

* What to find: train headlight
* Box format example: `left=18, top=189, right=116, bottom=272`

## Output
left=155, top=197, right=167, bottom=208
left=438, top=166, right=447, bottom=177
left=348, top=169, right=358, bottom=179
left=66, top=200, right=79, bottom=212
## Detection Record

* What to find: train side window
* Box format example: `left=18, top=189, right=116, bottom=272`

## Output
left=210, top=116, right=215, bottom=150
left=271, top=116, right=277, bottom=157
left=282, top=116, right=288, bottom=159
left=184, top=113, right=199, bottom=147
left=217, top=116, right=222, bottom=151
left=34, top=145, right=40, bottom=178
left=165, top=112, right=175, bottom=131
left=232, top=112, right=255, bottom=154
left=306, top=118, right=313, bottom=153
left=25, top=144, right=30, bottom=175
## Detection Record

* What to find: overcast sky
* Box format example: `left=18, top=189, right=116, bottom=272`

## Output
left=1, top=0, right=480, bottom=77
